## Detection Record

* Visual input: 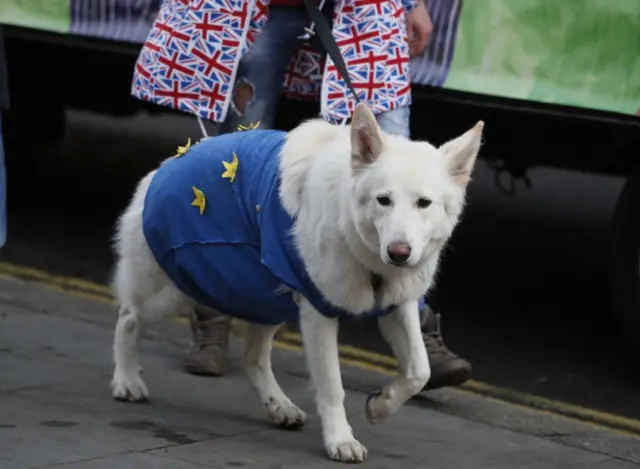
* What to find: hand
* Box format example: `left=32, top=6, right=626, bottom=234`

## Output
left=406, top=1, right=433, bottom=58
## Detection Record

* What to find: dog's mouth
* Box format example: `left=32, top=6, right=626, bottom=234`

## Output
left=389, top=259, right=410, bottom=267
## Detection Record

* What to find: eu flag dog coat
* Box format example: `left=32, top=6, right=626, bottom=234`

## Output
left=142, top=129, right=424, bottom=325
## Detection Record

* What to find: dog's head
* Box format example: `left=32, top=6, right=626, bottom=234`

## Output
left=349, top=103, right=483, bottom=268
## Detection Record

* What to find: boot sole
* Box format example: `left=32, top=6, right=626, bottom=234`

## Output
left=422, top=367, right=472, bottom=391
left=184, top=361, right=227, bottom=377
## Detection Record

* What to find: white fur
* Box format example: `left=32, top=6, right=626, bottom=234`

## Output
left=110, top=103, right=483, bottom=463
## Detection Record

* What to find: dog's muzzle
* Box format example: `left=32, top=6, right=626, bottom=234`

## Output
left=387, top=242, right=411, bottom=266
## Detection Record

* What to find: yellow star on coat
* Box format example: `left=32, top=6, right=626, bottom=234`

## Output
left=176, top=138, right=192, bottom=157
left=191, top=186, right=206, bottom=215
left=236, top=121, right=260, bottom=131
left=221, top=152, right=239, bottom=183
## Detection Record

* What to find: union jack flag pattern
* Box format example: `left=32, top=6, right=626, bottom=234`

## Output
left=132, top=0, right=420, bottom=123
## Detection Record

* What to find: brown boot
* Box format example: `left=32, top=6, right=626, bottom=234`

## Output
left=420, top=306, right=472, bottom=390
left=184, top=309, right=231, bottom=376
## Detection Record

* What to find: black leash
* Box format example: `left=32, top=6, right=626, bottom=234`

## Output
left=303, top=0, right=361, bottom=105
left=304, top=0, right=384, bottom=292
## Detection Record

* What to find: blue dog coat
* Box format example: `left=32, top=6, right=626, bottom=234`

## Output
left=142, top=129, right=424, bottom=325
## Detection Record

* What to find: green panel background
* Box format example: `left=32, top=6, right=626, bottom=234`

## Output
left=444, top=0, right=640, bottom=115
left=0, top=0, right=69, bottom=33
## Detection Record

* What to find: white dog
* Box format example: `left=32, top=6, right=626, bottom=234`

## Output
left=110, top=103, right=483, bottom=463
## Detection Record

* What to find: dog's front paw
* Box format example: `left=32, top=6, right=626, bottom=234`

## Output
left=326, top=439, right=368, bottom=463
left=365, top=389, right=389, bottom=425
left=111, top=371, right=149, bottom=402
left=264, top=397, right=306, bottom=430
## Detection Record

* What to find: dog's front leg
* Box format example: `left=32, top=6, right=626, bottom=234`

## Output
left=366, top=301, right=431, bottom=424
left=299, top=298, right=368, bottom=463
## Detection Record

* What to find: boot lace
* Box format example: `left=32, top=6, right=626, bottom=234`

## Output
left=193, top=312, right=231, bottom=350
left=421, top=310, right=448, bottom=355
left=209, top=317, right=231, bottom=349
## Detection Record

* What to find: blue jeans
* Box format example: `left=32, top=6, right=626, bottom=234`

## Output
left=219, top=6, right=411, bottom=139
left=219, top=7, right=424, bottom=319
left=0, top=114, right=5, bottom=248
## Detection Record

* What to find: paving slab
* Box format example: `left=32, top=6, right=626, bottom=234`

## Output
left=0, top=276, right=638, bottom=469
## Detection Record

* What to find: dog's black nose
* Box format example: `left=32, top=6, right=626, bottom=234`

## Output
left=387, top=242, right=411, bottom=265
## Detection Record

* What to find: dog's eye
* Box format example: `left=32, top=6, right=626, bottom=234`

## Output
left=376, top=195, right=392, bottom=206
left=416, top=197, right=432, bottom=209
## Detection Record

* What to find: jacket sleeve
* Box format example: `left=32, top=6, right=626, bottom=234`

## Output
left=402, top=0, right=421, bottom=12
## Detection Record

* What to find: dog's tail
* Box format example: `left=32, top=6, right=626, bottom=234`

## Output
left=112, top=170, right=156, bottom=257
left=109, top=170, right=158, bottom=303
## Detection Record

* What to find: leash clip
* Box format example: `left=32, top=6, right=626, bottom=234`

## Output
left=298, top=25, right=317, bottom=41
left=299, top=0, right=326, bottom=40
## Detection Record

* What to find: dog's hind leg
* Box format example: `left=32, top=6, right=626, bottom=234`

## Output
left=243, top=323, right=306, bottom=429
left=111, top=304, right=148, bottom=402
left=111, top=284, right=190, bottom=402
left=366, top=301, right=431, bottom=424
left=299, top=298, right=368, bottom=463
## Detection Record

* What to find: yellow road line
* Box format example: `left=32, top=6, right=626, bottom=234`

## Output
left=1, top=261, right=639, bottom=437
left=0, top=262, right=112, bottom=297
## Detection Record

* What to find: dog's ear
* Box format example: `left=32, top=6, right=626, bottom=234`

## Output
left=351, top=103, right=383, bottom=169
left=439, top=121, right=484, bottom=186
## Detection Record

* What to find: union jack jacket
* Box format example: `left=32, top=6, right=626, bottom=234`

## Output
left=131, top=0, right=419, bottom=123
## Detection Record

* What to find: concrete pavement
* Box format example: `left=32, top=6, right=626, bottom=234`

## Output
left=0, top=276, right=638, bottom=469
